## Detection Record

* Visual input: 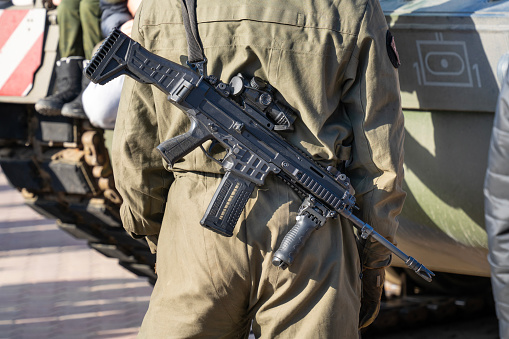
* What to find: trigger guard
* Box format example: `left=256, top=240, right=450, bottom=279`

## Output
left=199, top=142, right=225, bottom=167
left=207, top=140, right=221, bottom=154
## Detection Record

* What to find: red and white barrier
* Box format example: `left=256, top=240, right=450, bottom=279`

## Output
left=0, top=8, right=45, bottom=97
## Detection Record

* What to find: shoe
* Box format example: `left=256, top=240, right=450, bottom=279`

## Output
left=61, top=66, right=91, bottom=119
left=35, top=57, right=84, bottom=116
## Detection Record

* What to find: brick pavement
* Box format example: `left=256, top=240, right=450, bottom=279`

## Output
left=0, top=169, right=153, bottom=339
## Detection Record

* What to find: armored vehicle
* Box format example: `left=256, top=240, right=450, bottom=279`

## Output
left=1, top=0, right=509, bottom=326
left=380, top=0, right=509, bottom=282
left=0, top=0, right=157, bottom=283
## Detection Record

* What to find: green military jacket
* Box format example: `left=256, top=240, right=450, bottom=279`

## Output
left=113, top=0, right=405, bottom=268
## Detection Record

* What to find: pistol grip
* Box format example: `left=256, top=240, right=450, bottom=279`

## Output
left=157, top=115, right=211, bottom=167
left=201, top=171, right=255, bottom=237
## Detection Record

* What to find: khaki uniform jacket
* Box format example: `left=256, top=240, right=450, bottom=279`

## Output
left=112, top=0, right=405, bottom=337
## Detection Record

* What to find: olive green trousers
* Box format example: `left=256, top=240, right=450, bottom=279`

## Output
left=138, top=173, right=362, bottom=338
left=57, top=0, right=101, bottom=59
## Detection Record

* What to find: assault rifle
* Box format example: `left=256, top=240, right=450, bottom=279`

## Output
left=85, top=29, right=434, bottom=282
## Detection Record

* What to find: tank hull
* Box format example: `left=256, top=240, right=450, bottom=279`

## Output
left=381, top=0, right=509, bottom=276
left=0, top=2, right=157, bottom=283
left=398, top=109, right=492, bottom=276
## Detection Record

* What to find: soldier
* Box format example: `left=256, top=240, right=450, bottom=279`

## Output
left=112, top=0, right=405, bottom=337
left=484, top=58, right=509, bottom=339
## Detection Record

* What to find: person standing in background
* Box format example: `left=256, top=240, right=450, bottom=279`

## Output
left=484, top=56, right=509, bottom=339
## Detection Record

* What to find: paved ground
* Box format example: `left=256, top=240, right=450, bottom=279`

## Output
left=0, top=170, right=153, bottom=339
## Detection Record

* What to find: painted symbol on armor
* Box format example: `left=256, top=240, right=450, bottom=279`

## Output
left=386, top=30, right=400, bottom=68
left=413, top=33, right=481, bottom=88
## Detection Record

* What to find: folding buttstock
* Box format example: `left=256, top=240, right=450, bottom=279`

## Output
left=85, top=29, right=147, bottom=85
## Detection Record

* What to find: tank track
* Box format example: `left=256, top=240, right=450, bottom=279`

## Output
left=363, top=291, right=495, bottom=336
left=362, top=267, right=495, bottom=336
left=0, top=103, right=157, bottom=284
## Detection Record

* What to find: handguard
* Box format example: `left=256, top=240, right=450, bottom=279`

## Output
left=85, top=29, right=434, bottom=282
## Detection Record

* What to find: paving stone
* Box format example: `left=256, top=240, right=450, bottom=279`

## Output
left=0, top=169, right=151, bottom=339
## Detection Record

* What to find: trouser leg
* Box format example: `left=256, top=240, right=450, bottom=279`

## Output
left=138, top=173, right=361, bottom=338
left=138, top=173, right=253, bottom=338
left=57, top=0, right=83, bottom=58
left=100, top=3, right=132, bottom=37
left=79, top=0, right=102, bottom=60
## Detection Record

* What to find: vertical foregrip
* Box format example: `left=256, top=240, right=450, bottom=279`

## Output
left=200, top=171, right=255, bottom=237
left=272, top=214, right=320, bottom=269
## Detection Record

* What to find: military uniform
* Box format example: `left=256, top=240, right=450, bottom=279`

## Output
left=112, top=0, right=405, bottom=337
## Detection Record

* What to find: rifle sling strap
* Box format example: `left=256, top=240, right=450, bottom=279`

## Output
left=180, top=0, right=206, bottom=68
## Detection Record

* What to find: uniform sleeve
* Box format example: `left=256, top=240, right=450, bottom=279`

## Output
left=341, top=0, right=406, bottom=269
left=111, top=3, right=173, bottom=249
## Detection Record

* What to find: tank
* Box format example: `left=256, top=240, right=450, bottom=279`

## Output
left=0, top=0, right=157, bottom=283
left=1, top=0, right=508, bottom=294
left=379, top=0, right=509, bottom=279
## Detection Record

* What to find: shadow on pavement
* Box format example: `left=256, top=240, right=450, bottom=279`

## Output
left=0, top=278, right=151, bottom=339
